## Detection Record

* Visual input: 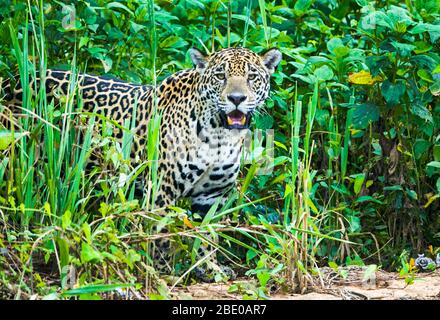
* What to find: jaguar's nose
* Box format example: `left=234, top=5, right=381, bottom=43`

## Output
left=227, top=93, right=247, bottom=106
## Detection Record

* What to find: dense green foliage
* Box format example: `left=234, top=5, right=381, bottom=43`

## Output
left=0, top=0, right=439, bottom=299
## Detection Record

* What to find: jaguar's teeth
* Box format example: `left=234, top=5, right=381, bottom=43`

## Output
left=226, top=115, right=246, bottom=126
left=226, top=112, right=246, bottom=126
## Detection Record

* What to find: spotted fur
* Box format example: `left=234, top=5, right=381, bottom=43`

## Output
left=2, top=47, right=281, bottom=214
left=1, top=47, right=281, bottom=279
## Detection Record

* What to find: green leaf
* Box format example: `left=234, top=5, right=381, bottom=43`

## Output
left=360, top=11, right=393, bottom=30
left=331, top=183, right=351, bottom=196
left=384, top=185, right=403, bottom=191
left=356, top=196, right=383, bottom=204
left=352, top=103, right=380, bottom=129
left=328, top=261, right=338, bottom=270
left=430, top=82, right=440, bottom=96
left=130, top=22, right=145, bottom=33
left=246, top=249, right=258, bottom=264
left=82, top=223, right=92, bottom=243
left=62, top=283, right=133, bottom=296
left=159, top=36, right=188, bottom=49
left=314, top=65, right=334, bottom=81
left=80, top=243, right=103, bottom=263
left=257, top=271, right=270, bottom=287
left=417, top=69, right=434, bottom=83
left=411, top=103, right=433, bottom=123
left=346, top=255, right=365, bottom=266
left=437, top=178, right=440, bottom=194
left=381, top=80, right=406, bottom=105
left=327, top=38, right=349, bottom=57
left=254, top=114, right=274, bottom=129
left=61, top=210, right=71, bottom=230
left=106, top=2, right=134, bottom=15
left=353, top=174, right=365, bottom=195
left=414, top=41, right=432, bottom=54
left=391, top=41, right=415, bottom=57
left=406, top=189, right=418, bottom=200
left=366, top=56, right=390, bottom=76
left=434, top=145, right=440, bottom=162
left=411, top=55, right=438, bottom=71
left=410, top=23, right=440, bottom=42
left=0, top=131, right=25, bottom=150
left=125, top=249, right=141, bottom=269
left=427, top=161, right=440, bottom=169
left=349, top=215, right=361, bottom=233
left=294, top=0, right=312, bottom=15
left=101, top=56, right=112, bottom=73
left=414, top=139, right=431, bottom=160
left=57, top=237, right=70, bottom=270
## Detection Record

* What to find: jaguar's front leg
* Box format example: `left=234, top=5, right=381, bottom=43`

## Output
left=147, top=182, right=180, bottom=276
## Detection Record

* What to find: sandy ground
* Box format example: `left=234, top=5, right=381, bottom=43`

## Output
left=172, top=267, right=440, bottom=300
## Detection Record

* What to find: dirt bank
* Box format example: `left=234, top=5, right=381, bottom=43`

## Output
left=172, top=267, right=440, bottom=300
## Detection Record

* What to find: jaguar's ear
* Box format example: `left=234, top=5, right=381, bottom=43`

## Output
left=189, top=48, right=208, bottom=72
left=261, top=48, right=282, bottom=74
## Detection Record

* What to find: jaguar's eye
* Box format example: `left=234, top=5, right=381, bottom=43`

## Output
left=215, top=73, right=225, bottom=80
left=248, top=73, right=257, bottom=80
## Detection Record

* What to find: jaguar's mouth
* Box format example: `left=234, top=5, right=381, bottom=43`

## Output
left=220, top=110, right=252, bottom=130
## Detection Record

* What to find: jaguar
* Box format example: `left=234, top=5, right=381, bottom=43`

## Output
left=1, top=47, right=282, bottom=279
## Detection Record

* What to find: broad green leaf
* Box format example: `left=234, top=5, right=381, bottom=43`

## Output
left=417, top=69, right=434, bottom=83
left=0, top=131, right=25, bottom=150
left=254, top=114, right=273, bottom=129
left=434, top=146, right=440, bottom=162
left=246, top=249, right=258, bottom=264
left=414, top=139, right=430, bottom=160
left=106, top=2, right=134, bottom=15
left=80, top=243, right=103, bottom=263
left=294, top=0, right=313, bottom=15
left=366, top=56, right=390, bottom=76
left=327, top=38, right=348, bottom=57
left=349, top=215, right=361, bottom=233
left=257, top=271, right=270, bottom=287
left=61, top=210, right=71, bottom=230
left=352, top=103, right=380, bottom=129
left=314, top=65, right=334, bottom=81
left=427, top=161, right=440, bottom=169
left=411, top=104, right=433, bottom=123
left=410, top=23, right=440, bottom=42
left=353, top=174, right=365, bottom=194
left=391, top=41, right=415, bottom=57
left=381, top=80, right=406, bottom=105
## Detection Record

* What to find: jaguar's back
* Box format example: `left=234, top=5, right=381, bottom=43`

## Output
left=3, top=70, right=153, bottom=137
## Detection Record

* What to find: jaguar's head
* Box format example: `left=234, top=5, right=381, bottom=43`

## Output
left=190, top=47, right=282, bottom=130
